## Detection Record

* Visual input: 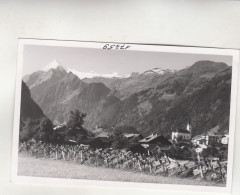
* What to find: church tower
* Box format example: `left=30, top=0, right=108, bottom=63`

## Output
left=186, top=119, right=192, bottom=135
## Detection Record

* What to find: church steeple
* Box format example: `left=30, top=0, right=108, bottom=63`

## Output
left=186, top=119, right=192, bottom=134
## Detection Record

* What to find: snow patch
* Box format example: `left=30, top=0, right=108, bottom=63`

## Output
left=42, top=60, right=68, bottom=72
left=68, top=69, right=127, bottom=79
left=142, top=68, right=176, bottom=75
left=42, top=60, right=128, bottom=79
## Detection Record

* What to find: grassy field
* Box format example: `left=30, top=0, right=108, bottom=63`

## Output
left=18, top=154, right=224, bottom=186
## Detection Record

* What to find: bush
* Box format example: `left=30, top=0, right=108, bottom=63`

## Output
left=111, top=130, right=129, bottom=149
left=66, top=109, right=88, bottom=140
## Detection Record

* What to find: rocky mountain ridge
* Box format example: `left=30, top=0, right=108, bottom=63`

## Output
left=23, top=60, right=231, bottom=137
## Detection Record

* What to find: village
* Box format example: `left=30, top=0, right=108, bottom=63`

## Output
left=62, top=122, right=229, bottom=161
left=19, top=121, right=229, bottom=184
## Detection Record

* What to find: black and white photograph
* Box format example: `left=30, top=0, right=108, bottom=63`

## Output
left=11, top=39, right=238, bottom=192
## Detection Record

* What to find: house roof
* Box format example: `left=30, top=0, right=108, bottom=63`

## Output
left=96, top=131, right=109, bottom=138
left=53, top=124, right=66, bottom=130
left=172, top=128, right=191, bottom=134
left=192, top=134, right=202, bottom=140
left=139, top=134, right=159, bottom=143
left=124, top=133, right=141, bottom=138
left=194, top=144, right=208, bottom=149
left=222, top=134, right=229, bottom=138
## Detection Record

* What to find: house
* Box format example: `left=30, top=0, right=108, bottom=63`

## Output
left=122, top=143, right=147, bottom=154
left=192, top=133, right=223, bottom=146
left=195, top=144, right=208, bottom=153
left=192, top=135, right=204, bottom=145
left=205, top=134, right=222, bottom=145
left=221, top=134, right=229, bottom=145
left=139, top=134, right=172, bottom=147
left=201, top=134, right=222, bottom=146
left=192, top=134, right=210, bottom=145
left=221, top=134, right=229, bottom=150
left=96, top=131, right=110, bottom=138
left=81, top=137, right=110, bottom=149
left=98, top=136, right=112, bottom=147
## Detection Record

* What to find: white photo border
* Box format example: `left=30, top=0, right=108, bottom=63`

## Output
left=11, top=39, right=240, bottom=194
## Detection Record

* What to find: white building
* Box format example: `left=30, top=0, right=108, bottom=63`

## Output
left=221, top=134, right=229, bottom=145
left=195, top=144, right=208, bottom=153
left=200, top=134, right=222, bottom=146
left=172, top=129, right=191, bottom=141
left=171, top=122, right=192, bottom=142
left=192, top=133, right=223, bottom=146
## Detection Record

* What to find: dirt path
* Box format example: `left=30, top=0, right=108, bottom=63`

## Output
left=17, top=154, right=225, bottom=186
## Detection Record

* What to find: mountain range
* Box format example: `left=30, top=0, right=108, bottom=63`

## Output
left=22, top=60, right=232, bottom=137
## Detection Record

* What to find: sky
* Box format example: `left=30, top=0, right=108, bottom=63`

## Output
left=22, top=45, right=232, bottom=76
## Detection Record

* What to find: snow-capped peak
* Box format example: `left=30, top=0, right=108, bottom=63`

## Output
left=42, top=60, right=68, bottom=72
left=142, top=67, right=176, bottom=75
left=68, top=69, right=125, bottom=79
left=41, top=60, right=127, bottom=79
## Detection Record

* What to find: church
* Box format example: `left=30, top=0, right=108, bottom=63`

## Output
left=171, top=122, right=192, bottom=142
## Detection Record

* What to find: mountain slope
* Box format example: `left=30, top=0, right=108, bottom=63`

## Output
left=20, top=82, right=52, bottom=141
left=23, top=64, right=88, bottom=123
left=83, top=68, right=175, bottom=99
left=23, top=60, right=232, bottom=137
left=24, top=64, right=114, bottom=124
left=86, top=61, right=231, bottom=136
left=20, top=81, right=45, bottom=120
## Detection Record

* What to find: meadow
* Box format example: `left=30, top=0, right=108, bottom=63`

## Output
left=17, top=154, right=225, bottom=187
